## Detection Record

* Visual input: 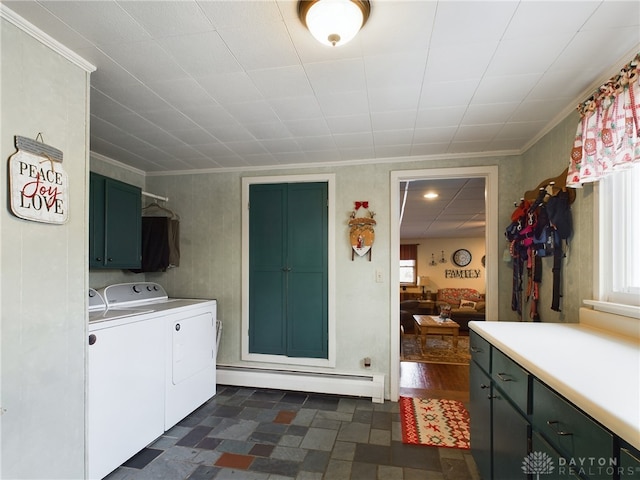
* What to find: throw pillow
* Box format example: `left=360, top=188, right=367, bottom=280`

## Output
left=460, top=299, right=477, bottom=309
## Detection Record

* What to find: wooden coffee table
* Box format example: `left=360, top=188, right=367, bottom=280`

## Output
left=413, top=315, right=460, bottom=351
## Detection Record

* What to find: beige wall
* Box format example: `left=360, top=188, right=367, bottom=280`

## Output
left=502, top=111, right=592, bottom=323
left=143, top=156, right=515, bottom=394
left=1, top=18, right=90, bottom=479
left=402, top=236, right=486, bottom=295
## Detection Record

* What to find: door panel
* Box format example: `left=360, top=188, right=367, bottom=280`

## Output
left=249, top=182, right=328, bottom=358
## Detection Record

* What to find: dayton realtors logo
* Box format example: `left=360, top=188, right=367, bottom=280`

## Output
left=522, top=452, right=639, bottom=478
left=522, top=452, right=554, bottom=479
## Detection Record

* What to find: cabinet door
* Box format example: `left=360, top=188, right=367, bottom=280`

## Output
left=248, top=182, right=328, bottom=359
left=531, top=431, right=582, bottom=479
left=104, top=179, right=141, bottom=268
left=470, top=361, right=492, bottom=480
left=286, top=182, right=328, bottom=358
left=249, top=184, right=287, bottom=355
left=89, top=173, right=141, bottom=269
left=620, top=442, right=640, bottom=478
left=493, top=389, right=530, bottom=480
left=532, top=379, right=613, bottom=480
left=89, top=173, right=105, bottom=268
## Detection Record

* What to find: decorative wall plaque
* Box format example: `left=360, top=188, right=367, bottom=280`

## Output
left=348, top=201, right=376, bottom=261
left=8, top=135, right=68, bottom=224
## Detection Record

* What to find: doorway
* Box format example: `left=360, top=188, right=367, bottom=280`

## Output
left=390, top=166, right=499, bottom=401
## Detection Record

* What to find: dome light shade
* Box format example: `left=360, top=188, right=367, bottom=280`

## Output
left=298, top=0, right=371, bottom=47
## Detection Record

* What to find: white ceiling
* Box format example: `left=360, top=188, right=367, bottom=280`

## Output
left=4, top=0, right=640, bottom=175
left=400, top=178, right=485, bottom=239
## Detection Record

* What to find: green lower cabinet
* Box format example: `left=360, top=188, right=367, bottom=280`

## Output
left=532, top=379, right=613, bottom=480
left=492, top=386, right=530, bottom=480
left=531, top=431, right=582, bottom=479
left=619, top=442, right=640, bottom=479
left=470, top=361, right=492, bottom=480
left=470, top=332, right=634, bottom=480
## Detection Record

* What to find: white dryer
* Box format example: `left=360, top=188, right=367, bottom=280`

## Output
left=96, top=282, right=218, bottom=428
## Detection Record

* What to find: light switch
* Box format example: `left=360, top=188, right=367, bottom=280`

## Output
left=375, top=270, right=383, bottom=283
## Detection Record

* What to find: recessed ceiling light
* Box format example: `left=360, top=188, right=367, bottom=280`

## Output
left=423, top=192, right=438, bottom=199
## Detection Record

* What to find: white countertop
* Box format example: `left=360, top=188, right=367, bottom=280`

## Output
left=469, top=320, right=640, bottom=450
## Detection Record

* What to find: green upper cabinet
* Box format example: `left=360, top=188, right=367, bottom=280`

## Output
left=89, top=173, right=141, bottom=269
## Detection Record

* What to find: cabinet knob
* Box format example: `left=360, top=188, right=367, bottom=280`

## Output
left=175, top=323, right=181, bottom=331
left=496, top=372, right=512, bottom=382
left=107, top=258, right=113, bottom=262
left=470, top=346, right=483, bottom=353
left=96, top=257, right=102, bottom=262
left=88, top=334, right=97, bottom=345
left=480, top=384, right=489, bottom=389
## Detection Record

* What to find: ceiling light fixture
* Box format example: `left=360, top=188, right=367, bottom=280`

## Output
left=298, top=0, right=371, bottom=47
left=423, top=192, right=438, bottom=199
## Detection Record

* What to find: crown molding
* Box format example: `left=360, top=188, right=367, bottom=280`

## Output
left=1, top=4, right=96, bottom=73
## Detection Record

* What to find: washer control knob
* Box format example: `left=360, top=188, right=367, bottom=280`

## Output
left=88, top=334, right=97, bottom=345
left=175, top=323, right=181, bottom=331
left=133, top=285, right=141, bottom=293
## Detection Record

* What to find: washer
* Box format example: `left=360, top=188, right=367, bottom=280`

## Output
left=88, top=283, right=217, bottom=479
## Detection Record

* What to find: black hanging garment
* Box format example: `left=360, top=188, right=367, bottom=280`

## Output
left=546, top=191, right=573, bottom=312
left=131, top=216, right=181, bottom=273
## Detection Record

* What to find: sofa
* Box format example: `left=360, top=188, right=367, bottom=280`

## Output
left=435, top=288, right=485, bottom=331
left=399, top=299, right=434, bottom=334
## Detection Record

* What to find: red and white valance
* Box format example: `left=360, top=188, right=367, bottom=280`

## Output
left=567, top=53, right=640, bottom=187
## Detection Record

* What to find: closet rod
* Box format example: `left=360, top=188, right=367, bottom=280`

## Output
left=142, top=191, right=169, bottom=202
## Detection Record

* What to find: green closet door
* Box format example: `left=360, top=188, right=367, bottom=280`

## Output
left=249, top=182, right=328, bottom=359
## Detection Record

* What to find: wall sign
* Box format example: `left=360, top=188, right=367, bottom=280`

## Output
left=445, top=269, right=481, bottom=279
left=8, top=135, right=68, bottom=224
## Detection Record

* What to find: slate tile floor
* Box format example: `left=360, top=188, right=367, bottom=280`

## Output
left=104, top=385, right=479, bottom=480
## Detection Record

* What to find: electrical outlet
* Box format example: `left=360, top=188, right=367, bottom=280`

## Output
left=375, top=270, right=383, bottom=283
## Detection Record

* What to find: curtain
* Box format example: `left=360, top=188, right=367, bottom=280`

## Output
left=567, top=53, right=640, bottom=187
left=400, top=244, right=418, bottom=260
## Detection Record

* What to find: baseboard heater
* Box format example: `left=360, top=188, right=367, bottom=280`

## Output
left=216, top=364, right=385, bottom=403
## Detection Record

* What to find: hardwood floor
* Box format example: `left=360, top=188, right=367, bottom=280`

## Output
left=399, top=361, right=470, bottom=403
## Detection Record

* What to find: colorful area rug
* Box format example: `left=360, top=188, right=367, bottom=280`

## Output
left=399, top=397, right=470, bottom=449
left=401, top=334, right=470, bottom=365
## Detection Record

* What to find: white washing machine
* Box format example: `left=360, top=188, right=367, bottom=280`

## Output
left=88, top=283, right=217, bottom=479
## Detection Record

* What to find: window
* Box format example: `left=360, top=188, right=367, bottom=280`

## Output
left=596, top=163, right=640, bottom=312
left=400, top=244, right=417, bottom=285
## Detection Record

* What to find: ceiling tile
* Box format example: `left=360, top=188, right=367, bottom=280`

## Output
left=269, top=96, right=324, bottom=121
left=42, top=1, right=151, bottom=46
left=472, top=73, right=542, bottom=104
left=429, top=1, right=518, bottom=47
left=158, top=31, right=242, bottom=76
left=119, top=0, right=215, bottom=39
left=247, top=66, right=314, bottom=100
left=198, top=72, right=264, bottom=105
left=304, top=59, right=367, bottom=96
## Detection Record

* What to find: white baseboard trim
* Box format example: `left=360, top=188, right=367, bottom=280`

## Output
left=216, top=364, right=385, bottom=403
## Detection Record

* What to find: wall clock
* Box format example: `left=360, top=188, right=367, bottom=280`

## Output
left=452, top=249, right=472, bottom=267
